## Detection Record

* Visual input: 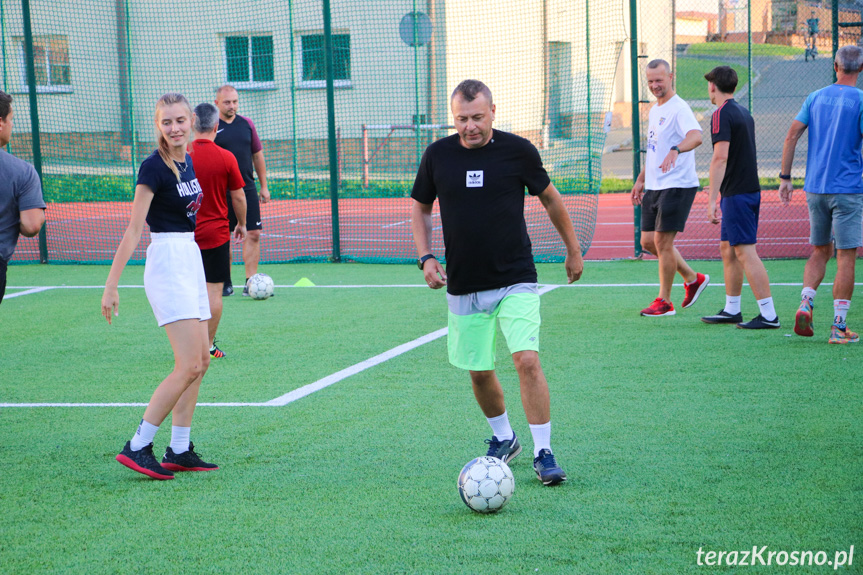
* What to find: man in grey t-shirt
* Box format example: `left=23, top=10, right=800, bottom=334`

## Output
left=0, top=90, right=45, bottom=304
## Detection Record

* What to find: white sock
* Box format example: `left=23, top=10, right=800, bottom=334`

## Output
left=130, top=419, right=159, bottom=451
left=724, top=295, right=741, bottom=315
left=757, top=297, right=777, bottom=321
left=529, top=421, right=551, bottom=458
left=834, top=299, right=851, bottom=328
left=170, top=426, right=191, bottom=454
left=802, top=287, right=817, bottom=304
left=487, top=412, right=513, bottom=441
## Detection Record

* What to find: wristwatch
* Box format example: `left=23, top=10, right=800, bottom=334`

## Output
left=778, top=173, right=791, bottom=180
left=670, top=145, right=681, bottom=153
left=417, top=254, right=436, bottom=270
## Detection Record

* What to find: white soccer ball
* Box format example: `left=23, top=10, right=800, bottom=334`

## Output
left=247, top=273, right=275, bottom=300
left=457, top=456, right=515, bottom=513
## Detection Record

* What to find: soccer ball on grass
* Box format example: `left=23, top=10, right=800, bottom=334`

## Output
left=246, top=273, right=275, bottom=300
left=457, top=456, right=515, bottom=513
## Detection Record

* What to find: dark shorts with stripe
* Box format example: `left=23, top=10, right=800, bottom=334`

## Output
left=228, top=185, right=262, bottom=232
left=720, top=191, right=760, bottom=246
left=200, top=240, right=231, bottom=284
left=641, top=187, right=698, bottom=232
left=0, top=258, right=6, bottom=304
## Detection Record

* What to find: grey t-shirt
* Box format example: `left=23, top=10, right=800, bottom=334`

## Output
left=0, top=150, right=45, bottom=262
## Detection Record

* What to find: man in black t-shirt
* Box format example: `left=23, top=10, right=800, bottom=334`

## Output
left=214, top=85, right=269, bottom=296
left=702, top=66, right=779, bottom=329
left=411, top=79, right=583, bottom=486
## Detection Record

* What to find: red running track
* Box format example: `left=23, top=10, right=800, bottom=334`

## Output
left=10, top=191, right=816, bottom=264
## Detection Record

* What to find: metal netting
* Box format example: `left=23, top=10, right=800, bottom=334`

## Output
left=4, top=0, right=624, bottom=265
left=599, top=0, right=863, bottom=260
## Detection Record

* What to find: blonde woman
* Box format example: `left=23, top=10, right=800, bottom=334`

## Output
left=102, top=93, right=217, bottom=480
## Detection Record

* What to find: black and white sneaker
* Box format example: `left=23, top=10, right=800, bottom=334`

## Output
left=116, top=441, right=174, bottom=480
left=222, top=283, right=234, bottom=297
left=533, top=449, right=567, bottom=485
left=737, top=314, right=780, bottom=329
left=701, top=309, right=743, bottom=324
left=484, top=434, right=523, bottom=463
left=161, top=442, right=219, bottom=472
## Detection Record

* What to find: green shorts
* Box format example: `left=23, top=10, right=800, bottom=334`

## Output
left=447, top=290, right=541, bottom=371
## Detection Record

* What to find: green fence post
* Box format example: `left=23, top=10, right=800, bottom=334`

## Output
left=21, top=0, right=47, bottom=263
left=323, top=0, right=341, bottom=262
left=288, top=0, right=299, bottom=197
left=832, top=0, right=839, bottom=83
left=630, top=0, right=642, bottom=258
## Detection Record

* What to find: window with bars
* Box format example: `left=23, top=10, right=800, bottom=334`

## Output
left=224, top=35, right=275, bottom=89
left=300, top=33, right=351, bottom=88
left=17, top=35, right=72, bottom=93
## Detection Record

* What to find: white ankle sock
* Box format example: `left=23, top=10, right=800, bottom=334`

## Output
left=757, top=297, right=777, bottom=321
left=170, top=426, right=191, bottom=454
left=529, top=421, right=551, bottom=458
left=724, top=295, right=741, bottom=315
left=802, top=287, right=817, bottom=304
left=130, top=419, right=159, bottom=451
left=834, top=299, right=851, bottom=328
left=487, top=412, right=513, bottom=441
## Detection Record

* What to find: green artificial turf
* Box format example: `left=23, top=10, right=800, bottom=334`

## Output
left=1, top=261, right=860, bottom=573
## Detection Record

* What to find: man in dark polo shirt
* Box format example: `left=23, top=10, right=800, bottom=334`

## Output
left=411, top=79, right=584, bottom=486
left=701, top=66, right=779, bottom=329
left=214, top=85, right=268, bottom=296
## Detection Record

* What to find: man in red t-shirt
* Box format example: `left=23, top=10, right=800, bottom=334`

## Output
left=190, top=102, right=247, bottom=358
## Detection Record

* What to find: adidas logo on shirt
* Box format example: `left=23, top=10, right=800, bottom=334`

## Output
left=466, top=171, right=483, bottom=188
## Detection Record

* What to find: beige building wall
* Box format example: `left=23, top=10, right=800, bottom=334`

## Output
left=0, top=0, right=121, bottom=134
left=442, top=0, right=545, bottom=135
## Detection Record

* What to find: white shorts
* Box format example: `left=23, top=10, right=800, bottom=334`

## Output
left=144, top=232, right=211, bottom=327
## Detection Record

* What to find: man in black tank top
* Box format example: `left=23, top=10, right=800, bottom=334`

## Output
left=214, top=85, right=269, bottom=296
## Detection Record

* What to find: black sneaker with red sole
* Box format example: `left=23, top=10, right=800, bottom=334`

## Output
left=116, top=441, right=174, bottom=480
left=161, top=442, right=219, bottom=472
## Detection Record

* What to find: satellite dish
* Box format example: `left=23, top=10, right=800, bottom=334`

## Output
left=399, top=12, right=432, bottom=47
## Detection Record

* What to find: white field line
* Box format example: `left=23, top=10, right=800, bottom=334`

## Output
left=1, top=285, right=561, bottom=409
left=7, top=282, right=860, bottom=293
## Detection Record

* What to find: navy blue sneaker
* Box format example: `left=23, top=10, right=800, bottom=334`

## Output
left=223, top=284, right=234, bottom=297
left=485, top=434, right=522, bottom=463
left=533, top=449, right=566, bottom=485
left=116, top=441, right=174, bottom=480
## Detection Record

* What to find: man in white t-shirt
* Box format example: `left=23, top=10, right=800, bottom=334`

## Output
left=631, top=59, right=709, bottom=317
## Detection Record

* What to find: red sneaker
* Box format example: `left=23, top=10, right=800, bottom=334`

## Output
left=682, top=273, right=710, bottom=308
left=641, top=297, right=676, bottom=317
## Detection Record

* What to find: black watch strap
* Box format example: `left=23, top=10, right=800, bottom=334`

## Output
left=778, top=173, right=791, bottom=180
left=670, top=145, right=681, bottom=153
left=418, top=254, right=436, bottom=270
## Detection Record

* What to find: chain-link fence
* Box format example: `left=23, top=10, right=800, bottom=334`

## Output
left=5, top=0, right=628, bottom=265
left=599, top=0, right=863, bottom=260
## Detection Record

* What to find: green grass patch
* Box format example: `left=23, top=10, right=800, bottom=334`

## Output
left=686, top=42, right=804, bottom=58
left=597, top=177, right=803, bottom=193
left=676, top=57, right=751, bottom=101
left=1, top=261, right=860, bottom=573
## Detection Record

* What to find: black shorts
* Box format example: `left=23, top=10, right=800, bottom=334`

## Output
left=0, top=258, right=6, bottom=305
left=228, top=186, right=262, bottom=232
left=641, top=187, right=698, bottom=233
left=200, top=240, right=231, bottom=284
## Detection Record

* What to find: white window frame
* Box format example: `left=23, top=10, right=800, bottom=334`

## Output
left=222, top=34, right=276, bottom=91
left=16, top=36, right=72, bottom=94
left=298, top=31, right=352, bottom=89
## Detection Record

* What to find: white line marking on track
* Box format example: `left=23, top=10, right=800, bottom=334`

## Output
left=3, top=286, right=55, bottom=298
left=2, top=285, right=562, bottom=408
